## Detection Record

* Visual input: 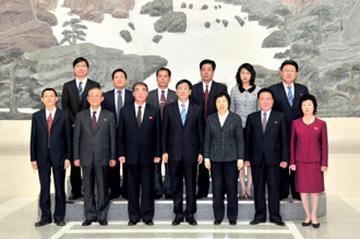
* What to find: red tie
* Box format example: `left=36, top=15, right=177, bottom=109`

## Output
left=47, top=113, right=52, bottom=148
left=204, top=85, right=209, bottom=120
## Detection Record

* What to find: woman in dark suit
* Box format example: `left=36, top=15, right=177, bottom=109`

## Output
left=290, top=94, right=328, bottom=229
left=204, top=92, right=245, bottom=225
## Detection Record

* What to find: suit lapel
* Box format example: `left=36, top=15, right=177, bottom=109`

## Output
left=51, top=110, right=61, bottom=128
left=174, top=103, right=183, bottom=127
left=278, top=83, right=292, bottom=109
left=94, top=110, right=105, bottom=132
left=40, top=109, right=48, bottom=131
left=125, top=90, right=133, bottom=105
left=293, top=83, right=302, bottom=111
left=154, top=91, right=160, bottom=107
left=109, top=90, right=116, bottom=112
left=221, top=113, right=234, bottom=129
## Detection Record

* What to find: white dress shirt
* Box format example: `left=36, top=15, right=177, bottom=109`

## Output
left=218, top=111, right=229, bottom=127
left=76, top=78, right=88, bottom=90
left=134, top=102, right=146, bottom=122
left=45, top=108, right=57, bottom=120
left=90, top=107, right=101, bottom=122
left=202, top=80, right=213, bottom=93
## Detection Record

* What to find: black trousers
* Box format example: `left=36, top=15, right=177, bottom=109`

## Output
left=197, top=161, right=210, bottom=197
left=211, top=161, right=238, bottom=222
left=108, top=161, right=121, bottom=196
left=169, top=159, right=197, bottom=218
left=70, top=128, right=82, bottom=196
left=127, top=163, right=155, bottom=221
left=154, top=161, right=171, bottom=196
left=82, top=166, right=109, bottom=221
left=279, top=166, right=300, bottom=199
left=38, top=163, right=66, bottom=221
left=251, top=159, right=282, bottom=222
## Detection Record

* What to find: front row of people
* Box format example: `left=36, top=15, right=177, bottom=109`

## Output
left=31, top=82, right=328, bottom=228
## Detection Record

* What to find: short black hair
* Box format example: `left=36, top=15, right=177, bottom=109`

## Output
left=214, top=92, right=231, bottom=110
left=87, top=87, right=103, bottom=96
left=199, top=59, right=216, bottom=70
left=132, top=82, right=148, bottom=91
left=112, top=68, right=127, bottom=79
left=280, top=59, right=299, bottom=72
left=41, top=88, right=58, bottom=97
left=156, top=67, right=171, bottom=77
left=299, top=94, right=318, bottom=115
left=235, top=63, right=256, bottom=86
left=257, top=88, right=274, bottom=99
left=176, top=79, right=192, bottom=90
left=73, top=57, right=89, bottom=68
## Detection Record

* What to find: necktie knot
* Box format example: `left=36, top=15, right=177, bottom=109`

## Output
left=93, top=111, right=97, bottom=117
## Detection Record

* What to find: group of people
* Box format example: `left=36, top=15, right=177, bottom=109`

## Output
left=30, top=57, right=328, bottom=229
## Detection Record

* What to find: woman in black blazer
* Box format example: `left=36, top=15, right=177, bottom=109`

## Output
left=204, top=92, right=245, bottom=225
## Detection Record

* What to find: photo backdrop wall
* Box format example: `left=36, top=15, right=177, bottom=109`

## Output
left=1, top=0, right=359, bottom=119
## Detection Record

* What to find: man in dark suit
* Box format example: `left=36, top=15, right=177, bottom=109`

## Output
left=162, top=79, right=204, bottom=226
left=245, top=88, right=289, bottom=227
left=190, top=59, right=227, bottom=199
left=102, top=68, right=134, bottom=200
left=118, top=82, right=161, bottom=226
left=61, top=57, right=101, bottom=200
left=147, top=67, right=177, bottom=199
left=30, top=88, right=71, bottom=227
left=73, top=88, right=116, bottom=226
left=269, top=60, right=309, bottom=200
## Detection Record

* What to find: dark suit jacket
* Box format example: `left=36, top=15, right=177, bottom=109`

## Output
left=162, top=101, right=203, bottom=162
left=269, top=82, right=309, bottom=132
left=30, top=109, right=71, bottom=166
left=190, top=81, right=227, bottom=124
left=204, top=112, right=244, bottom=162
left=61, top=79, right=101, bottom=123
left=73, top=109, right=116, bottom=166
left=147, top=89, right=177, bottom=108
left=118, top=104, right=161, bottom=165
left=245, top=110, right=289, bottom=165
left=102, top=88, right=134, bottom=122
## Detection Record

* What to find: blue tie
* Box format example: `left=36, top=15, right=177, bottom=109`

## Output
left=180, top=104, right=187, bottom=126
left=78, top=82, right=83, bottom=98
left=287, top=86, right=293, bottom=107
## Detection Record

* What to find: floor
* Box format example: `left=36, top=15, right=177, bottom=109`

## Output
left=1, top=119, right=360, bottom=239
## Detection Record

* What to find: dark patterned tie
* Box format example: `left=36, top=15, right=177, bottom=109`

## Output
left=117, top=90, right=123, bottom=123
left=137, top=106, right=142, bottom=127
left=78, top=81, right=83, bottom=99
left=92, top=111, right=97, bottom=130
left=160, top=90, right=166, bottom=118
left=204, top=85, right=209, bottom=120
left=262, top=112, right=267, bottom=133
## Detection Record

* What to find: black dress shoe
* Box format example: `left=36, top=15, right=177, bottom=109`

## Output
left=302, top=221, right=312, bottom=227
left=186, top=217, right=197, bottom=226
left=229, top=220, right=237, bottom=225
left=172, top=217, right=184, bottom=226
left=144, top=220, right=154, bottom=226
left=98, top=220, right=108, bottom=226
left=69, top=194, right=83, bottom=200
left=128, top=220, right=139, bottom=226
left=35, top=220, right=52, bottom=227
left=312, top=222, right=320, bottom=228
left=55, top=220, right=66, bottom=226
left=250, top=219, right=265, bottom=225
left=196, top=194, right=207, bottom=199
left=109, top=193, right=120, bottom=200
left=164, top=194, right=172, bottom=199
left=154, top=194, right=163, bottom=199
left=271, top=220, right=286, bottom=226
left=82, top=219, right=96, bottom=226
left=214, top=220, right=222, bottom=225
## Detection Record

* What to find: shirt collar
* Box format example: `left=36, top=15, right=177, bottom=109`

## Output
left=178, top=100, right=189, bottom=108
left=134, top=102, right=146, bottom=109
left=202, top=80, right=213, bottom=91
left=90, top=107, right=101, bottom=115
left=76, top=78, right=88, bottom=86
left=158, top=88, right=168, bottom=95
left=238, top=84, right=256, bottom=93
left=45, top=108, right=57, bottom=118
left=114, top=88, right=125, bottom=94
left=282, top=81, right=294, bottom=89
